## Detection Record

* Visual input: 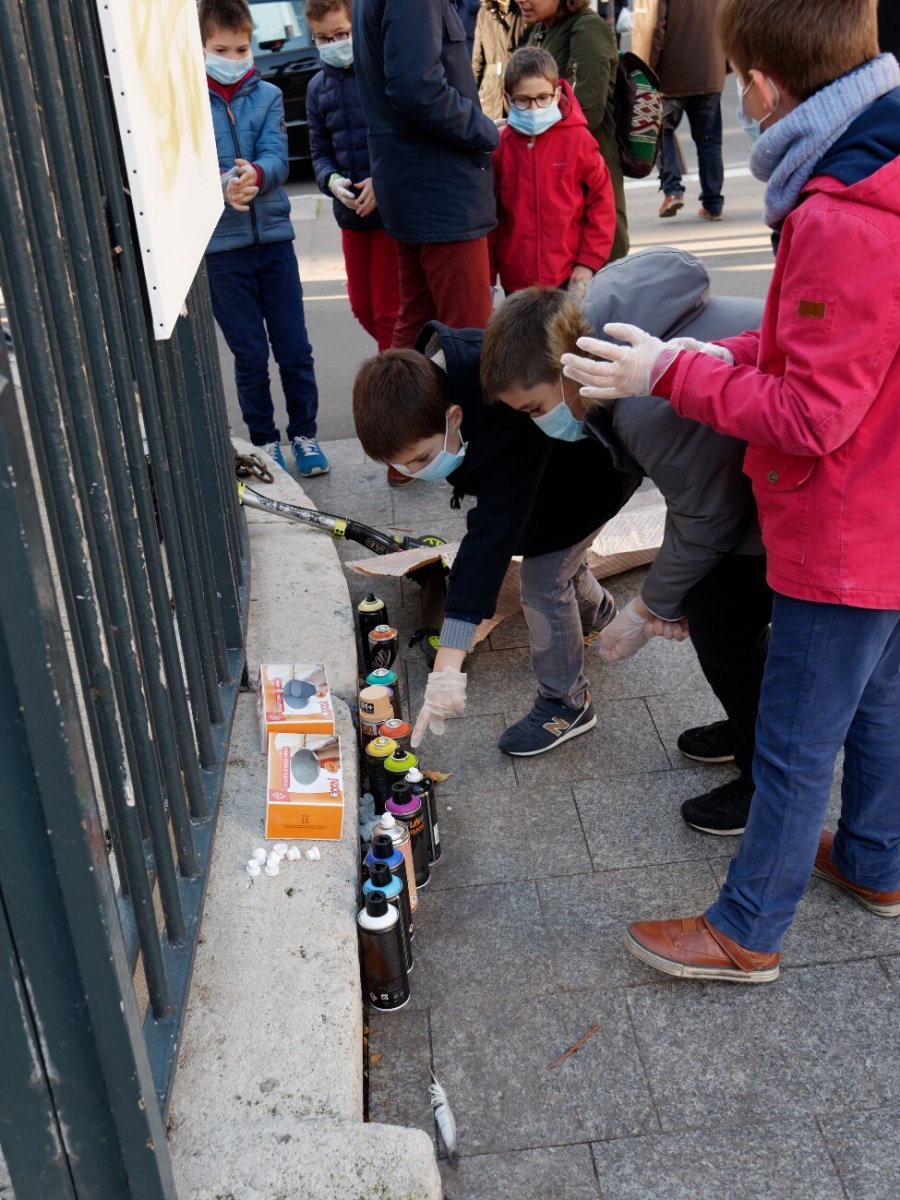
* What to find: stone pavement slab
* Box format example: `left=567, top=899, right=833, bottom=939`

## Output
left=818, top=1102, right=900, bottom=1200
left=440, top=1144, right=600, bottom=1199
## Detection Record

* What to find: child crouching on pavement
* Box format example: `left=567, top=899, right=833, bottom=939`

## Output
left=563, top=0, right=900, bottom=983
left=491, top=47, right=616, bottom=300
left=351, top=322, right=638, bottom=753
left=305, top=0, right=400, bottom=351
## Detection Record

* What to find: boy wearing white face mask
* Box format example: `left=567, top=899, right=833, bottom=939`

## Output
left=352, top=322, right=637, bottom=753
left=491, top=47, right=616, bottom=300
left=200, top=0, right=328, bottom=478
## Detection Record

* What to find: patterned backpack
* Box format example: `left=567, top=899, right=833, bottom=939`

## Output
left=604, top=51, right=663, bottom=179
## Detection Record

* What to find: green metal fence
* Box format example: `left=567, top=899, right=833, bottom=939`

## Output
left=0, top=2, right=248, bottom=1195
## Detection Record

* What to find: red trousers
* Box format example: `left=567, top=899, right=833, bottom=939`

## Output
left=392, top=237, right=493, bottom=349
left=341, top=227, right=401, bottom=353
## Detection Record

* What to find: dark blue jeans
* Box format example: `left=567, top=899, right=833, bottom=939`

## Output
left=707, top=595, right=900, bottom=952
left=659, top=93, right=724, bottom=215
left=206, top=240, right=318, bottom=445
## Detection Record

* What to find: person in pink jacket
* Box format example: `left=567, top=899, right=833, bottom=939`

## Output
left=490, top=47, right=616, bottom=297
left=562, top=0, right=900, bottom=984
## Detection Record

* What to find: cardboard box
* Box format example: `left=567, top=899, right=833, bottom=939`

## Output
left=265, top=732, right=344, bottom=840
left=258, top=664, right=334, bottom=753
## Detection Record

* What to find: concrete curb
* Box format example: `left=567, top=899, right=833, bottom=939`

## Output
left=167, top=441, right=441, bottom=1199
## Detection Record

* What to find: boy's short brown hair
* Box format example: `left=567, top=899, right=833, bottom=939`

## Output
left=198, top=0, right=253, bottom=42
left=718, top=0, right=879, bottom=100
left=480, top=288, right=590, bottom=402
left=504, top=47, right=559, bottom=95
left=305, top=0, right=351, bottom=22
left=352, top=350, right=451, bottom=463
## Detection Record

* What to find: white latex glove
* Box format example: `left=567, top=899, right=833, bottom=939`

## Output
left=561, top=323, right=667, bottom=401
left=411, top=667, right=468, bottom=747
left=328, top=172, right=357, bottom=210
left=666, top=336, right=735, bottom=364
left=221, top=164, right=258, bottom=211
left=597, top=598, right=654, bottom=662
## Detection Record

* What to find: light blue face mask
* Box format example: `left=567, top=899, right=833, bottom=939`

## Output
left=508, top=101, right=563, bottom=138
left=392, top=416, right=467, bottom=483
left=736, top=75, right=778, bottom=142
left=532, top=382, right=586, bottom=442
left=318, top=38, right=354, bottom=69
left=205, top=52, right=253, bottom=86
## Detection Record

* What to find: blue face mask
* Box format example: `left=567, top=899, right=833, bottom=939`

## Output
left=508, top=101, right=563, bottom=138
left=205, top=52, right=253, bottom=85
left=392, top=416, right=467, bottom=482
left=736, top=75, right=778, bottom=141
left=318, top=38, right=354, bottom=69
left=532, top=383, right=587, bottom=442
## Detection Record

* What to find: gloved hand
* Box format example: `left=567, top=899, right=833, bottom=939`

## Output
left=411, top=667, right=468, bottom=747
left=561, top=323, right=667, bottom=401
left=597, top=599, right=653, bottom=661
left=666, top=336, right=735, bottom=364
left=328, top=173, right=357, bottom=210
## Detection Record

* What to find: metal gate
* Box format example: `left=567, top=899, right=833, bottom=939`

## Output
left=0, top=1, right=248, bottom=1195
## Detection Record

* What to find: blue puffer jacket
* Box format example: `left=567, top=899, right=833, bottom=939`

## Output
left=206, top=72, right=293, bottom=254
left=351, top=0, right=498, bottom=243
left=307, top=64, right=383, bottom=232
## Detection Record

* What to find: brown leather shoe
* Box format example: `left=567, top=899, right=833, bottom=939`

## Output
left=387, top=464, right=415, bottom=488
left=625, top=915, right=780, bottom=983
left=698, top=205, right=724, bottom=221
left=812, top=830, right=900, bottom=917
left=658, top=193, right=684, bottom=218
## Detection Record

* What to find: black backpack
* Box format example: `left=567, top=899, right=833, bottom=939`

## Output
left=603, top=51, right=663, bottom=179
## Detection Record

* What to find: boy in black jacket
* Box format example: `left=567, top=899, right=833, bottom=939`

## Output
left=352, top=323, right=635, bottom=753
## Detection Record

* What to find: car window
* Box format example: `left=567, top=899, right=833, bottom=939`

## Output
left=249, top=1, right=313, bottom=54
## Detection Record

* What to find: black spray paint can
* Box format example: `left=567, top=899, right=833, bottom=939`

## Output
left=368, top=625, right=399, bottom=671
left=406, top=766, right=441, bottom=864
left=358, top=890, right=410, bottom=1012
left=357, top=594, right=388, bottom=674
left=386, top=780, right=430, bottom=890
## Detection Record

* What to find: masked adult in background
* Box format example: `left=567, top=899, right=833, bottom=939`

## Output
left=481, top=247, right=768, bottom=835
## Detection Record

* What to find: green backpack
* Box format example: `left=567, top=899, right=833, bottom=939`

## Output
left=603, top=51, right=663, bottom=179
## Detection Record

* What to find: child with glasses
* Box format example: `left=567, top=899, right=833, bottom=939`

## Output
left=305, top=0, right=400, bottom=352
left=491, top=47, right=616, bottom=300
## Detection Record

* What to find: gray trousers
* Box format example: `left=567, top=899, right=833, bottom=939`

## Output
left=519, top=532, right=606, bottom=710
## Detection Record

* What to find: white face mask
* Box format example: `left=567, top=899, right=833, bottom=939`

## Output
left=391, top=415, right=467, bottom=482
left=205, top=51, right=253, bottom=85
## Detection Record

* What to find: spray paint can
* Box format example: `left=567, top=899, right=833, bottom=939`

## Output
left=358, top=684, right=394, bottom=748
left=387, top=780, right=430, bottom=890
left=357, top=594, right=388, bottom=674
left=406, top=766, right=441, bottom=865
left=378, top=717, right=412, bottom=756
left=364, top=735, right=398, bottom=813
left=364, top=860, right=413, bottom=972
left=383, top=747, right=418, bottom=793
left=358, top=890, right=410, bottom=1012
left=370, top=813, right=419, bottom=913
left=368, top=625, right=399, bottom=671
left=366, top=667, right=403, bottom=720
left=365, top=832, right=416, bottom=930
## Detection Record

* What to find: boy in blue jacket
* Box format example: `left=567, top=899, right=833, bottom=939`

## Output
left=305, top=0, right=400, bottom=352
left=199, top=0, right=328, bottom=476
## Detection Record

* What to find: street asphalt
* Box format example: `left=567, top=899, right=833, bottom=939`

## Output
left=216, top=98, right=900, bottom=1199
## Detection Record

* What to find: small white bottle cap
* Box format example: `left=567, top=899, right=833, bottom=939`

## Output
left=272, top=843, right=288, bottom=860
left=251, top=848, right=267, bottom=865
left=246, top=859, right=261, bottom=877
left=285, top=845, right=302, bottom=862
left=304, top=846, right=321, bottom=861
left=264, top=859, right=280, bottom=877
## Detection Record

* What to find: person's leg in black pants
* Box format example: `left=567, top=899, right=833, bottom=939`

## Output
left=680, top=553, right=773, bottom=833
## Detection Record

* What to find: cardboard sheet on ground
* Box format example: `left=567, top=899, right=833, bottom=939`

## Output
left=346, top=486, right=666, bottom=645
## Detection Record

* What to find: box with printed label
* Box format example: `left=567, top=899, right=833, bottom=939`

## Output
left=265, top=732, right=344, bottom=840
left=258, top=664, right=334, bottom=753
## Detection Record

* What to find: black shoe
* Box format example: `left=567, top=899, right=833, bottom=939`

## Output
left=681, top=777, right=754, bottom=836
left=677, top=719, right=735, bottom=764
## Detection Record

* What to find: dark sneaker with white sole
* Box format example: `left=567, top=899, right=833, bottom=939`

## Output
left=498, top=692, right=596, bottom=757
left=582, top=587, right=617, bottom=647
left=681, top=776, right=754, bottom=835
left=677, top=719, right=735, bottom=764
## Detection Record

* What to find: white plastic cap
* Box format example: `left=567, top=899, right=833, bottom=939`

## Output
left=251, top=848, right=267, bottom=865
left=304, top=846, right=321, bottom=862
left=246, top=859, right=261, bottom=877
left=272, top=843, right=288, bottom=860
left=379, top=812, right=397, bottom=829
left=264, top=859, right=280, bottom=877
left=406, top=768, right=423, bottom=783
left=285, top=845, right=302, bottom=862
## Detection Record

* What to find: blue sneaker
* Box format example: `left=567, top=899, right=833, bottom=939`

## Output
left=260, top=441, right=288, bottom=471
left=497, top=691, right=596, bottom=757
left=292, top=436, right=330, bottom=477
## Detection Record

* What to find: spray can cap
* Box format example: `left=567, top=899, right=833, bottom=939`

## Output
left=406, top=767, right=424, bottom=783
left=372, top=833, right=394, bottom=859
left=377, top=812, right=397, bottom=830
left=368, top=861, right=393, bottom=888
left=365, top=890, right=389, bottom=918
left=358, top=593, right=384, bottom=612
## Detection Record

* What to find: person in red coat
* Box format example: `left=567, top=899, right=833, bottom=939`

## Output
left=490, top=47, right=615, bottom=298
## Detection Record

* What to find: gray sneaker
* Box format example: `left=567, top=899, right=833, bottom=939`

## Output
left=498, top=692, right=596, bottom=757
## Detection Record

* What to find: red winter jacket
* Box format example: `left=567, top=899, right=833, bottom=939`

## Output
left=490, top=80, right=615, bottom=292
left=658, top=99, right=900, bottom=609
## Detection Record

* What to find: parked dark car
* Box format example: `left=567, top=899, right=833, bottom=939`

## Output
left=249, top=0, right=321, bottom=163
